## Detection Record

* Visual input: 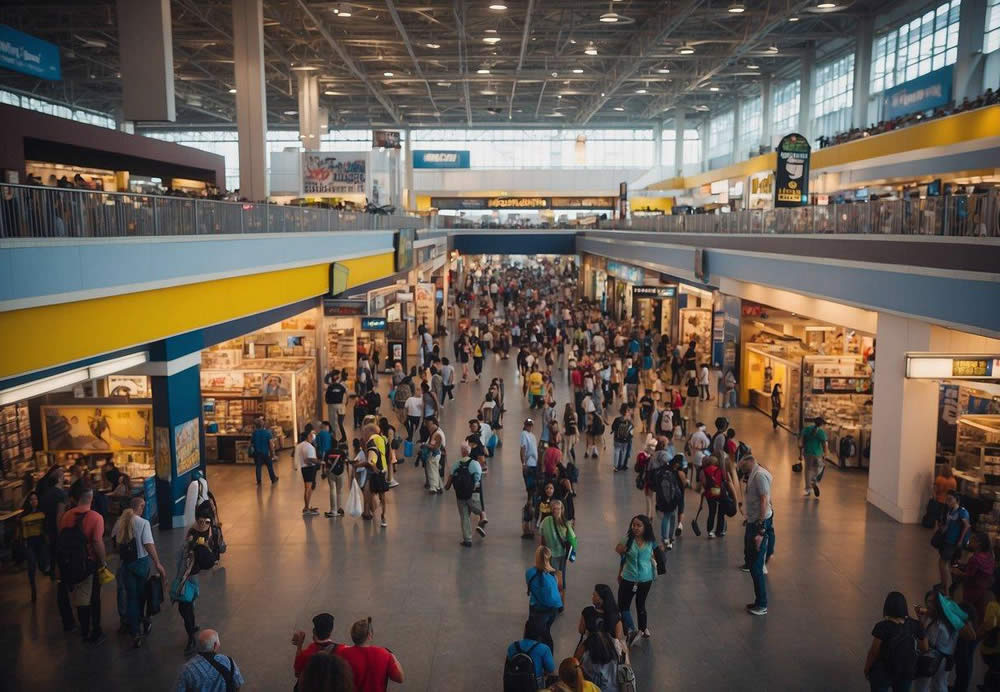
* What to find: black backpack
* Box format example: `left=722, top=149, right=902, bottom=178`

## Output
left=504, top=641, right=540, bottom=692
left=884, top=621, right=919, bottom=680
left=654, top=466, right=682, bottom=513
left=613, top=418, right=633, bottom=444
left=839, top=435, right=858, bottom=460
left=452, top=460, right=476, bottom=501
left=56, top=513, right=92, bottom=585
left=367, top=391, right=381, bottom=411
left=119, top=530, right=139, bottom=565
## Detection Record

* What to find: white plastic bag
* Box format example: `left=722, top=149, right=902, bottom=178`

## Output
left=347, top=477, right=364, bottom=518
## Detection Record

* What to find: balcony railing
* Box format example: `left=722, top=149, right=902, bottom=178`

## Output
left=0, top=184, right=422, bottom=238
left=599, top=192, right=1000, bottom=237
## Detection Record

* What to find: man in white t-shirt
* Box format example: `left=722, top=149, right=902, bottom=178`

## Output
left=592, top=333, right=606, bottom=353
left=687, top=422, right=711, bottom=495
left=114, top=495, right=166, bottom=646
left=423, top=417, right=446, bottom=494
left=519, top=418, right=539, bottom=499
left=295, top=428, right=320, bottom=515
left=404, top=393, right=424, bottom=442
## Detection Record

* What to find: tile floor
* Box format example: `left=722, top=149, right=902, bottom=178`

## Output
left=0, top=353, right=948, bottom=691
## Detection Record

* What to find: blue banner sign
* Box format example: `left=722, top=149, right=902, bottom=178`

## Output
left=606, top=261, right=645, bottom=284
left=884, top=65, right=953, bottom=120
left=361, top=317, right=387, bottom=331
left=0, top=25, right=61, bottom=80
left=413, top=150, right=470, bottom=169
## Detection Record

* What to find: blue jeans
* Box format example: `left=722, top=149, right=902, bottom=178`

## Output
left=254, top=453, right=277, bottom=484
left=124, top=555, right=151, bottom=636
left=613, top=442, right=629, bottom=470
left=660, top=509, right=677, bottom=544
left=746, top=517, right=773, bottom=608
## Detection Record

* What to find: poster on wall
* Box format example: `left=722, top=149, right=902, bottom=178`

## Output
left=174, top=417, right=201, bottom=476
left=107, top=375, right=151, bottom=398
left=302, top=152, right=366, bottom=195
left=370, top=170, right=391, bottom=206
left=774, top=133, right=810, bottom=207
left=42, top=405, right=152, bottom=451
left=154, top=426, right=171, bottom=480
left=372, top=130, right=401, bottom=149
left=884, top=65, right=953, bottom=120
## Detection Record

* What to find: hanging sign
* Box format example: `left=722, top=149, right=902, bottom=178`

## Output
left=906, top=355, right=1000, bottom=379
left=372, top=130, right=401, bottom=149
left=884, top=65, right=953, bottom=121
left=302, top=152, right=366, bottom=194
left=774, top=133, right=811, bottom=207
left=0, top=25, right=61, bottom=80
left=632, top=286, right=676, bottom=298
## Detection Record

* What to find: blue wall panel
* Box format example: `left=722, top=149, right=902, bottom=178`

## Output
left=452, top=232, right=576, bottom=255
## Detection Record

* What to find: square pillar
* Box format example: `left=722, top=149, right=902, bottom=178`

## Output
left=867, top=313, right=937, bottom=523
left=297, top=72, right=321, bottom=147
left=852, top=16, right=874, bottom=130
left=760, top=78, right=773, bottom=150
left=232, top=0, right=268, bottom=200
left=798, top=48, right=815, bottom=142
left=953, top=0, right=988, bottom=103
left=117, top=0, right=175, bottom=122
left=674, top=110, right=686, bottom=177
left=151, top=364, right=205, bottom=530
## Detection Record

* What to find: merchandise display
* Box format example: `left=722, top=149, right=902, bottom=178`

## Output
left=0, top=402, right=32, bottom=474
left=326, top=318, right=358, bottom=391
left=679, top=308, right=712, bottom=364
left=802, top=355, right=873, bottom=468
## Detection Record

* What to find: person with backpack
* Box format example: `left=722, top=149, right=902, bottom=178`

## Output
left=864, top=591, right=929, bottom=691
left=505, top=618, right=556, bottom=691
left=799, top=416, right=829, bottom=498
left=936, top=490, right=972, bottom=595
left=171, top=504, right=220, bottom=656
left=610, top=404, right=634, bottom=472
left=575, top=584, right=626, bottom=653
left=174, top=629, right=244, bottom=691
left=324, top=371, right=349, bottom=443
left=362, top=424, right=390, bottom=527
left=292, top=612, right=344, bottom=684
left=56, top=485, right=107, bottom=644
left=915, top=589, right=977, bottom=692
left=112, top=495, right=166, bottom=648
left=615, top=515, right=658, bottom=645
left=445, top=441, right=487, bottom=547
left=538, top=499, right=576, bottom=601
left=700, top=456, right=734, bottom=539
left=577, top=629, right=626, bottom=692
left=526, top=545, right=563, bottom=650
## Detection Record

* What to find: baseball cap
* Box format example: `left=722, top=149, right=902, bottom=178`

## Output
left=524, top=418, right=534, bottom=425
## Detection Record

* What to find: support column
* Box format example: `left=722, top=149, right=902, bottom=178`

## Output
left=852, top=15, right=874, bottom=130
left=867, top=313, right=937, bottom=524
left=297, top=72, right=321, bottom=148
left=653, top=121, right=663, bottom=178
left=732, top=99, right=742, bottom=161
left=674, top=110, right=686, bottom=177
left=404, top=127, right=414, bottom=212
left=798, top=47, right=815, bottom=142
left=760, top=77, right=774, bottom=151
left=953, top=0, right=988, bottom=103
left=232, top=0, right=268, bottom=200
left=117, top=0, right=175, bottom=122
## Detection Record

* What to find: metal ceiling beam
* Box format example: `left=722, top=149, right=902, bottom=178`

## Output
left=574, top=0, right=706, bottom=125
left=453, top=0, right=472, bottom=125
left=509, top=0, right=536, bottom=120
left=384, top=0, right=440, bottom=120
left=640, top=0, right=818, bottom=119
left=294, top=0, right=403, bottom=125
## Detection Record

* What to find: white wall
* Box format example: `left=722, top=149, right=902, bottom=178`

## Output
left=719, top=278, right=878, bottom=334
left=413, top=167, right=648, bottom=196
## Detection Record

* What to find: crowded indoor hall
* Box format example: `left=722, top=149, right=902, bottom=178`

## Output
left=1, top=0, right=999, bottom=690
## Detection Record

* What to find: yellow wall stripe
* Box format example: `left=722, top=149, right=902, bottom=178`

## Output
left=0, top=251, right=395, bottom=380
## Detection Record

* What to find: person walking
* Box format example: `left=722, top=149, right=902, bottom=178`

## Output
left=737, top=455, right=774, bottom=616
left=684, top=376, right=701, bottom=429
left=444, top=441, right=487, bottom=547
left=505, top=619, right=556, bottom=690
left=538, top=499, right=576, bottom=604
left=19, top=491, right=47, bottom=602
left=610, top=404, right=634, bottom=472
left=251, top=418, right=278, bottom=486
left=335, top=618, right=405, bottom=692
left=171, top=505, right=220, bottom=656
left=936, top=491, right=971, bottom=594
left=174, top=628, right=244, bottom=691
left=616, top=515, right=658, bottom=645
left=863, top=591, right=929, bottom=692
left=440, top=357, right=456, bottom=402
left=562, top=404, right=579, bottom=464
left=112, top=496, right=166, bottom=648
left=296, top=428, right=320, bottom=516
left=323, top=441, right=347, bottom=519
left=56, top=486, right=108, bottom=644
left=403, top=389, right=423, bottom=442
left=521, top=418, right=540, bottom=499
left=770, top=383, right=782, bottom=430
left=723, top=369, right=738, bottom=409
left=422, top=417, right=446, bottom=494
left=700, top=456, right=732, bottom=539
left=687, top=422, right=710, bottom=491
left=325, top=371, right=349, bottom=443
left=291, top=612, right=343, bottom=683
left=699, top=363, right=711, bottom=401
left=526, top=545, right=563, bottom=650
left=799, top=416, right=829, bottom=498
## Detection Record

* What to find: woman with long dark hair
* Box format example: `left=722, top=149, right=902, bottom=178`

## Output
left=298, top=651, right=355, bottom=692
left=770, top=383, right=782, bottom=430
left=615, top=515, right=658, bottom=646
left=576, top=584, right=625, bottom=654
left=863, top=591, right=929, bottom=691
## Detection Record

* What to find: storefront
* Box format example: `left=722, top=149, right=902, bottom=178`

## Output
left=632, top=285, right=677, bottom=342
left=200, top=309, right=320, bottom=464
left=605, top=260, right=645, bottom=321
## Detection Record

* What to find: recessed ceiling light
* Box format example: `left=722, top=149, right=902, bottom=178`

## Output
left=728, top=2, right=745, bottom=13
left=788, top=16, right=800, bottom=21
left=383, top=71, right=394, bottom=77
left=483, top=36, right=501, bottom=44
left=679, top=44, right=695, bottom=55
left=656, top=67, right=670, bottom=74
left=709, top=86, right=720, bottom=91
left=477, top=68, right=491, bottom=74
left=599, top=12, right=621, bottom=23
left=584, top=43, right=598, bottom=56
left=635, top=88, right=647, bottom=94
left=228, top=88, right=237, bottom=93
left=337, top=3, right=352, bottom=17
left=572, top=68, right=584, bottom=74
left=614, top=106, right=625, bottom=111
left=426, top=42, right=441, bottom=49
left=489, top=2, right=508, bottom=10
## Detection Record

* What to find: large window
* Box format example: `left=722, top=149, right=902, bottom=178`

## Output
left=0, top=89, right=116, bottom=129
left=738, top=96, right=762, bottom=158
left=409, top=128, right=654, bottom=168
left=870, top=0, right=960, bottom=94
left=772, top=80, right=800, bottom=138
left=707, top=110, right=735, bottom=160
left=660, top=129, right=702, bottom=168
left=987, top=0, right=1000, bottom=54
left=814, top=53, right=855, bottom=138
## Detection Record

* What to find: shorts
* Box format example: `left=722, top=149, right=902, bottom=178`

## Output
left=939, top=542, right=960, bottom=562
left=370, top=472, right=389, bottom=493
left=301, top=465, right=319, bottom=486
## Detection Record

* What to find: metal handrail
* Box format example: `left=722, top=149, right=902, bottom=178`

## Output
left=596, top=191, right=1000, bottom=237
left=0, top=183, right=423, bottom=238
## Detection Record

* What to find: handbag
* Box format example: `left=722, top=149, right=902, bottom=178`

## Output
left=404, top=440, right=414, bottom=458
left=653, top=545, right=667, bottom=575
left=170, top=574, right=198, bottom=604
left=346, top=477, right=364, bottom=518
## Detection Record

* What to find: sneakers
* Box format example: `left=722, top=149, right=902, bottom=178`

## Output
left=803, top=489, right=812, bottom=496
left=476, top=524, right=487, bottom=537
left=813, top=483, right=820, bottom=498
left=380, top=518, right=388, bottom=527
left=740, top=565, right=751, bottom=572
left=325, top=511, right=335, bottom=518
left=763, top=564, right=769, bottom=575
left=85, top=631, right=107, bottom=646
left=641, top=629, right=651, bottom=639
left=388, top=480, right=400, bottom=488
left=141, top=619, right=152, bottom=636
left=675, top=523, right=683, bottom=537
left=303, top=508, right=319, bottom=515
left=748, top=606, right=768, bottom=616
left=460, top=540, right=472, bottom=547
left=707, top=531, right=715, bottom=539
left=664, top=541, right=673, bottom=551
left=626, top=630, right=639, bottom=647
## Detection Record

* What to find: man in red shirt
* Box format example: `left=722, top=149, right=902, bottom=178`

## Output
left=56, top=486, right=107, bottom=643
left=292, top=612, right=342, bottom=683
left=336, top=619, right=404, bottom=692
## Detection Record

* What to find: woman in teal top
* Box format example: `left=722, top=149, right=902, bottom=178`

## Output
left=616, top=514, right=657, bottom=644
left=538, top=500, right=577, bottom=604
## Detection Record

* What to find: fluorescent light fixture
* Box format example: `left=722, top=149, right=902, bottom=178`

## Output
left=816, top=1, right=837, bottom=8
left=679, top=44, right=695, bottom=55
left=656, top=67, right=670, bottom=74
left=88, top=352, right=150, bottom=379
left=747, top=62, right=759, bottom=69
left=437, top=81, right=452, bottom=87
left=728, top=2, right=746, bottom=13
left=613, top=106, right=625, bottom=111
left=0, top=368, right=89, bottom=406
left=766, top=45, right=779, bottom=54
left=477, top=68, right=491, bottom=74
left=426, top=42, right=441, bottom=49
left=572, top=68, right=584, bottom=74
left=584, top=43, right=598, bottom=56
left=284, top=110, right=298, bottom=115
left=383, top=71, right=394, bottom=77
left=338, top=3, right=352, bottom=17
left=481, top=87, right=498, bottom=95
left=483, top=36, right=501, bottom=44
left=803, top=325, right=837, bottom=332
left=709, top=86, right=719, bottom=91
left=635, top=88, right=647, bottom=94
left=489, top=2, right=508, bottom=9
left=228, top=88, right=237, bottom=93
left=599, top=12, right=621, bottom=23
left=788, top=16, right=800, bottom=21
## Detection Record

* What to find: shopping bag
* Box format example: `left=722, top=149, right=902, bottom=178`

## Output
left=404, top=440, right=414, bottom=458
left=347, top=477, right=364, bottom=518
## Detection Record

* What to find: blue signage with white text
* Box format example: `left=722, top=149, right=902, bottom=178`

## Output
left=413, top=150, right=471, bottom=169
left=884, top=65, right=953, bottom=121
left=0, top=25, right=61, bottom=80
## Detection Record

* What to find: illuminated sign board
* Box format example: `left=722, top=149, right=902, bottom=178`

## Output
left=361, top=317, right=387, bottom=331
left=905, top=354, right=1000, bottom=379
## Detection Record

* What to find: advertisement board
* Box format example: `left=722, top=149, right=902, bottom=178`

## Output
left=774, top=133, right=810, bottom=207
left=174, top=417, right=201, bottom=477
left=395, top=228, right=415, bottom=272
left=0, top=25, right=61, bottom=80
left=884, top=65, right=953, bottom=121
left=413, top=150, right=471, bottom=168
left=373, top=130, right=401, bottom=149
left=361, top=317, right=387, bottom=331
left=42, top=405, right=152, bottom=452
left=302, top=152, right=366, bottom=195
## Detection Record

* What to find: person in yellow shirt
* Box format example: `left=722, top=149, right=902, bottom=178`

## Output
left=20, top=491, right=47, bottom=602
left=528, top=364, right=545, bottom=410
